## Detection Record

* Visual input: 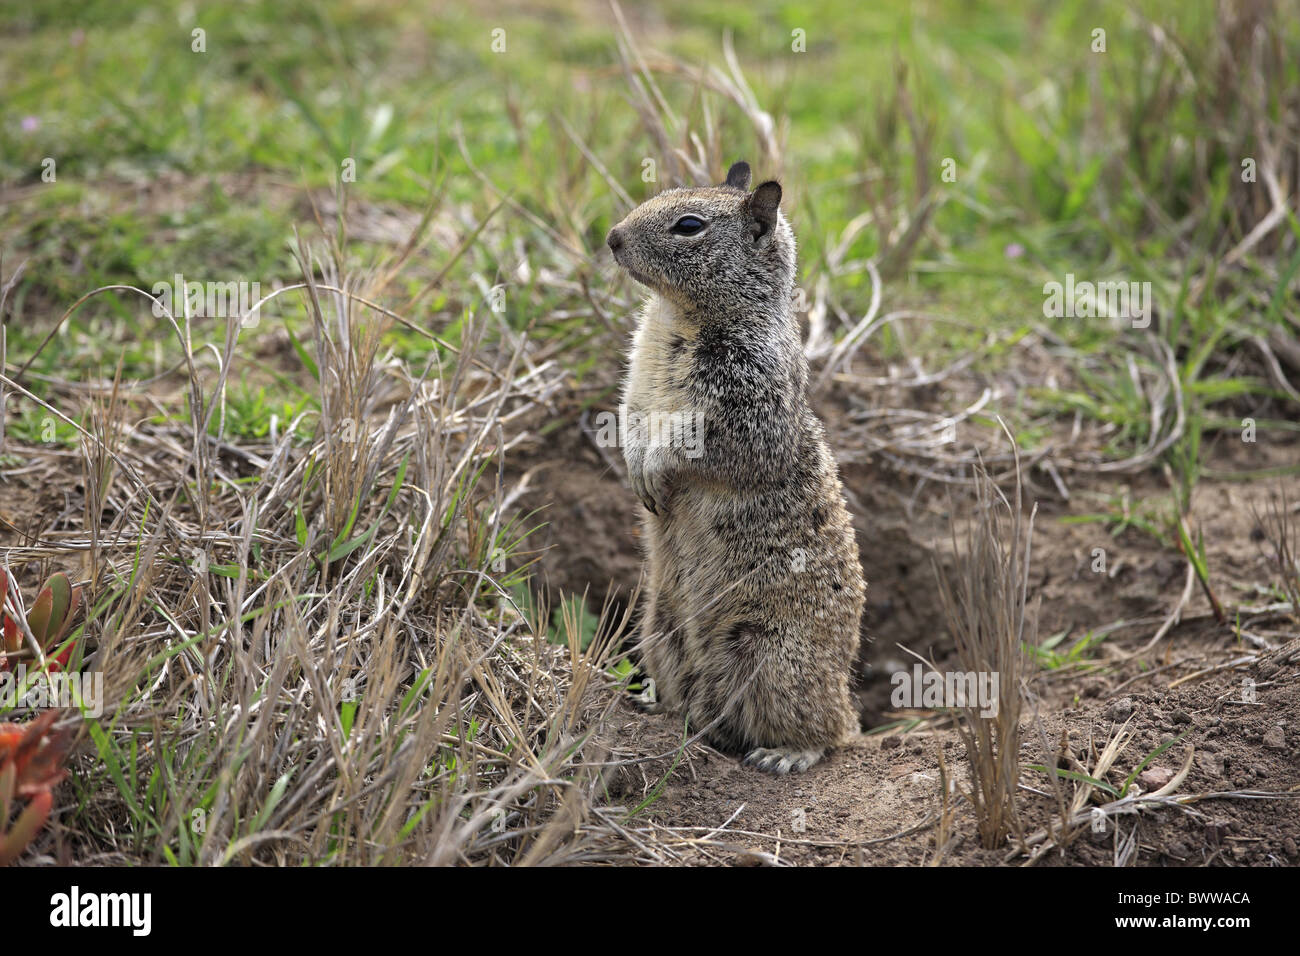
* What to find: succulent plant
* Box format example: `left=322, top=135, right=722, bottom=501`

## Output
left=0, top=571, right=82, bottom=673
left=0, top=710, right=73, bottom=865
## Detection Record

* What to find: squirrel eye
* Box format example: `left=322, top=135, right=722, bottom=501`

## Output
left=670, top=215, right=705, bottom=236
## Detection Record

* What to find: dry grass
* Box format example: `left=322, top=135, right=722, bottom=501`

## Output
left=609, top=0, right=785, bottom=190
left=1017, top=718, right=1196, bottom=865
left=1253, top=493, right=1300, bottom=619
left=0, top=205, right=680, bottom=865
left=930, top=428, right=1036, bottom=849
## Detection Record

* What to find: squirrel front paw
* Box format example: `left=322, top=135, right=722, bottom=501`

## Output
left=627, top=447, right=673, bottom=515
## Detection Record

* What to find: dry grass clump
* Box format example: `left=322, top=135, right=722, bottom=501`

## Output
left=1253, top=493, right=1300, bottom=619
left=609, top=1, right=784, bottom=190
left=930, top=434, right=1036, bottom=849
left=0, top=213, right=663, bottom=865
left=1132, top=0, right=1298, bottom=258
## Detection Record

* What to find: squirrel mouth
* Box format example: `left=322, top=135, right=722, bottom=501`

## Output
left=611, top=251, right=654, bottom=288
left=619, top=264, right=655, bottom=289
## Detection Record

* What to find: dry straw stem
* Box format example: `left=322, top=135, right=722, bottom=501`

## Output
left=927, top=742, right=959, bottom=865
left=930, top=421, right=1036, bottom=849
left=1252, top=492, right=1300, bottom=618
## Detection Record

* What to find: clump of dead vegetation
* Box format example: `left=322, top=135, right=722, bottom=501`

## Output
left=1246, top=494, right=1300, bottom=683
left=0, top=207, right=675, bottom=865
left=930, top=435, right=1034, bottom=850
left=608, top=1, right=785, bottom=191
left=1254, top=494, right=1300, bottom=620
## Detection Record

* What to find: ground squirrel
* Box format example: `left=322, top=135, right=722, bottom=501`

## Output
left=607, top=161, right=866, bottom=774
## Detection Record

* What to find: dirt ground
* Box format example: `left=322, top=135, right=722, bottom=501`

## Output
left=508, top=380, right=1300, bottom=866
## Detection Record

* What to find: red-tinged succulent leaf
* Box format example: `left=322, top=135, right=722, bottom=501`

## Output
left=0, top=575, right=83, bottom=679
left=0, top=574, right=83, bottom=671
left=49, top=588, right=82, bottom=671
left=44, top=574, right=72, bottom=642
left=0, top=570, right=18, bottom=656
left=57, top=582, right=81, bottom=646
left=36, top=575, right=82, bottom=670
left=0, top=717, right=66, bottom=866
left=26, top=585, right=53, bottom=647
left=0, top=787, right=52, bottom=866
left=0, top=725, right=31, bottom=799
left=0, top=711, right=71, bottom=798
left=47, top=642, right=71, bottom=672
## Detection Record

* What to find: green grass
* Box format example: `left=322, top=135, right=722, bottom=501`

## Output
left=5, top=0, right=1294, bottom=414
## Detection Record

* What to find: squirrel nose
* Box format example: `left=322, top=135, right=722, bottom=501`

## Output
left=606, top=228, right=624, bottom=253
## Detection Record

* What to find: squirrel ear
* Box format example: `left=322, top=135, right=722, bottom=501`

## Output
left=747, top=181, right=782, bottom=240
left=723, top=161, right=751, bottom=190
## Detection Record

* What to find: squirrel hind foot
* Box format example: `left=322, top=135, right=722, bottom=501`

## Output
left=742, top=746, right=825, bottom=775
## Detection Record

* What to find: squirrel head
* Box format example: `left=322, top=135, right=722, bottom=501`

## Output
left=606, top=161, right=795, bottom=314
